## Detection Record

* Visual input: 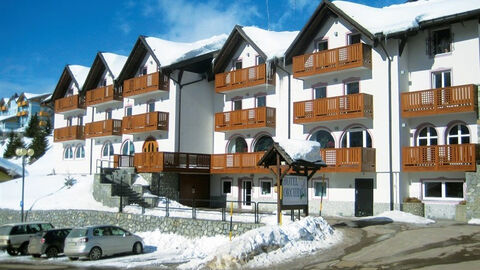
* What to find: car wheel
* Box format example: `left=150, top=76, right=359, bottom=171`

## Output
left=31, top=254, right=41, bottom=258
left=6, top=247, right=18, bottom=256
left=68, top=257, right=79, bottom=261
left=132, top=242, right=143, bottom=254
left=45, top=247, right=59, bottom=258
left=89, top=247, right=102, bottom=260
left=19, top=242, right=29, bottom=255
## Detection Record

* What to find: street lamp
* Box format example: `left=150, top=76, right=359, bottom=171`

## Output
left=16, top=147, right=34, bottom=222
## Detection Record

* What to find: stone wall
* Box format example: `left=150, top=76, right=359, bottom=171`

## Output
left=466, top=167, right=480, bottom=219
left=0, top=209, right=262, bottom=238
left=144, top=172, right=179, bottom=200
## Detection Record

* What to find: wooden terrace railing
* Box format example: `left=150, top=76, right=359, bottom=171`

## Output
left=123, top=71, right=169, bottom=98
left=132, top=152, right=211, bottom=173
left=401, top=84, right=477, bottom=118
left=293, top=43, right=372, bottom=78
left=319, top=147, right=376, bottom=172
left=122, top=112, right=169, bottom=134
left=85, top=119, right=122, bottom=138
left=215, top=107, right=275, bottom=132
left=294, top=93, right=373, bottom=124
left=402, top=144, right=477, bottom=172
left=210, top=152, right=269, bottom=174
left=54, top=94, right=85, bottom=113
left=85, top=85, right=122, bottom=107
left=215, top=63, right=274, bottom=93
left=53, top=125, right=85, bottom=142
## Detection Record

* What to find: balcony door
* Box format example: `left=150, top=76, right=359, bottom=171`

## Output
left=142, top=137, right=159, bottom=170
left=239, top=179, right=252, bottom=208
left=142, top=137, right=158, bottom=152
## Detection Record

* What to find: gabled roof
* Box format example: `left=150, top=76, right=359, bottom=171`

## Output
left=51, top=65, right=90, bottom=101
left=82, top=52, right=127, bottom=91
left=17, top=92, right=51, bottom=102
left=214, top=25, right=299, bottom=74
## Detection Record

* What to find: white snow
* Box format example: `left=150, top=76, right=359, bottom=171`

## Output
left=22, top=92, right=50, bottom=100
left=373, top=210, right=435, bottom=224
left=132, top=174, right=149, bottom=186
left=468, top=218, right=480, bottom=225
left=144, top=34, right=227, bottom=67
left=333, top=0, right=480, bottom=36
left=0, top=157, right=23, bottom=177
left=241, top=26, right=299, bottom=60
left=101, top=52, right=127, bottom=79
left=278, top=139, right=325, bottom=164
left=67, top=65, right=90, bottom=89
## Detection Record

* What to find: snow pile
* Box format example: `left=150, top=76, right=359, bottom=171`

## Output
left=278, top=139, right=324, bottom=164
left=242, top=26, right=299, bottom=59
left=101, top=52, right=128, bottom=79
left=333, top=0, right=480, bottom=36
left=468, top=218, right=480, bottom=225
left=132, top=174, right=149, bottom=186
left=67, top=65, right=90, bottom=89
left=374, top=210, right=435, bottom=224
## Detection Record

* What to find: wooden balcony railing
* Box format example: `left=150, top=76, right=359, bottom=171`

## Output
left=1, top=106, right=7, bottom=111
left=85, top=85, right=122, bottom=107
left=53, top=125, right=84, bottom=142
left=294, top=93, right=373, bottom=124
left=38, top=111, right=49, bottom=117
left=402, top=144, right=477, bottom=172
left=215, top=63, right=274, bottom=93
left=319, top=147, right=376, bottom=172
left=215, top=107, right=275, bottom=132
left=132, top=152, right=211, bottom=173
left=39, top=120, right=47, bottom=126
left=85, top=119, right=122, bottom=138
left=293, top=43, right=372, bottom=78
left=122, top=112, right=168, bottom=134
left=211, top=152, right=269, bottom=174
left=401, top=84, right=477, bottom=118
left=123, top=71, right=169, bottom=98
left=16, top=111, right=28, bottom=117
left=54, top=95, right=85, bottom=113
left=17, top=101, right=28, bottom=107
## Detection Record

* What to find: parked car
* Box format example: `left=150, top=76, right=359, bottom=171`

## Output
left=0, top=222, right=54, bottom=256
left=28, top=228, right=72, bottom=258
left=64, top=225, right=143, bottom=260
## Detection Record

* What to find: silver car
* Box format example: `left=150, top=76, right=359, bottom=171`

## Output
left=64, top=225, right=143, bottom=260
left=0, top=222, right=54, bottom=256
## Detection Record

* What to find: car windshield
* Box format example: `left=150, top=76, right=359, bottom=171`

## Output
left=68, top=228, right=88, bottom=238
left=0, top=225, right=12, bottom=235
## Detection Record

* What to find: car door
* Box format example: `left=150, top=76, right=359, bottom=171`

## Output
left=110, top=227, right=131, bottom=254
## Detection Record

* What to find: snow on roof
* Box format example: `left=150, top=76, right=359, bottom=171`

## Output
left=278, top=139, right=324, bottom=164
left=23, top=92, right=51, bottom=100
left=101, top=52, right=128, bottom=79
left=68, top=65, right=90, bottom=89
left=0, top=114, right=18, bottom=122
left=144, top=34, right=227, bottom=67
left=0, top=157, right=23, bottom=177
left=242, top=26, right=299, bottom=59
left=333, top=0, right=480, bottom=36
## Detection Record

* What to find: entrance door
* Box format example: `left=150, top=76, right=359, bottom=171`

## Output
left=143, top=138, right=158, bottom=152
left=241, top=180, right=252, bottom=207
left=355, top=178, right=373, bottom=217
left=142, top=138, right=158, bottom=169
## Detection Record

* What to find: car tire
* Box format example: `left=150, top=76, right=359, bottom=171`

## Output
left=19, top=242, right=29, bottom=255
left=89, top=247, right=102, bottom=261
left=45, top=247, right=59, bottom=258
left=6, top=247, right=18, bottom=256
left=31, top=254, right=41, bottom=258
left=132, top=242, right=143, bottom=254
left=68, top=257, right=79, bottom=261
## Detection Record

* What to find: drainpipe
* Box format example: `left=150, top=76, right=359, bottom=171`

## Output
left=274, top=60, right=292, bottom=139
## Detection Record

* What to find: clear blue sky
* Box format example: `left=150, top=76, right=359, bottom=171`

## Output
left=0, top=0, right=404, bottom=97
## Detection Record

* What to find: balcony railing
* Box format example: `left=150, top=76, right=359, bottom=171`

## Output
left=123, top=71, right=169, bottom=98
left=215, top=63, right=274, bottom=93
left=401, top=84, right=477, bottom=118
left=53, top=125, right=84, bottom=142
left=132, top=152, right=211, bottom=173
left=54, top=95, right=85, bottom=113
left=38, top=111, right=49, bottom=117
left=294, top=93, right=373, bottom=124
left=85, top=119, right=122, bottom=138
left=85, top=85, right=122, bottom=107
left=211, top=152, right=269, bottom=174
left=122, top=112, right=168, bottom=134
left=215, top=107, right=275, bottom=132
left=319, top=147, right=375, bottom=172
left=16, top=111, right=28, bottom=117
left=17, top=101, right=28, bottom=107
left=293, top=43, right=372, bottom=78
left=402, top=144, right=477, bottom=172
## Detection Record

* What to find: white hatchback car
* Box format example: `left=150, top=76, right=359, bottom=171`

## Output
left=64, top=225, right=143, bottom=260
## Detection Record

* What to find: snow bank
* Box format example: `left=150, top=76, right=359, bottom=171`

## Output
left=468, top=218, right=480, bottom=225
left=242, top=26, right=299, bottom=60
left=374, top=210, right=435, bottom=224
left=101, top=52, right=127, bottom=79
left=278, top=139, right=324, bottom=164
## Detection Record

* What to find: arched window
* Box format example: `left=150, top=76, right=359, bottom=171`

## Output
left=64, top=146, right=73, bottom=160
left=310, top=130, right=335, bottom=149
left=254, top=135, right=274, bottom=152
left=228, top=137, right=247, bottom=153
left=75, top=144, right=85, bottom=159
left=417, top=126, right=438, bottom=146
left=122, top=140, right=135, bottom=155
left=447, top=124, right=470, bottom=145
left=102, top=142, right=114, bottom=158
left=341, top=126, right=372, bottom=148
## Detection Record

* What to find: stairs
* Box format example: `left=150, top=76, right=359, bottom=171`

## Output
left=112, top=183, right=150, bottom=208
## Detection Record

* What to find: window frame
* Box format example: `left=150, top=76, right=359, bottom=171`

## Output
left=446, top=123, right=470, bottom=145
left=422, top=179, right=465, bottom=201
left=75, top=144, right=85, bottom=159
left=416, top=126, right=438, bottom=146
left=431, top=69, right=452, bottom=89
left=255, top=95, right=266, bottom=108
left=102, top=142, right=114, bottom=158
left=222, top=179, right=232, bottom=195
left=64, top=146, right=74, bottom=160
left=311, top=178, right=328, bottom=199
left=431, top=27, right=452, bottom=56
left=347, top=33, right=361, bottom=45
left=315, top=39, right=328, bottom=52
left=231, top=98, right=242, bottom=111
left=259, top=178, right=273, bottom=197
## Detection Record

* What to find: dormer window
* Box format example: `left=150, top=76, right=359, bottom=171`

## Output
left=141, top=66, right=148, bottom=76
left=316, top=40, right=328, bottom=52
left=234, top=60, right=243, bottom=70
left=348, top=33, right=361, bottom=45
left=256, top=56, right=265, bottom=65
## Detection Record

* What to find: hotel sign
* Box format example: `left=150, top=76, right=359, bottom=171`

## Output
left=282, top=175, right=308, bottom=206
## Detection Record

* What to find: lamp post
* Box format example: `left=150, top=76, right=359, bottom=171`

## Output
left=16, top=147, right=34, bottom=222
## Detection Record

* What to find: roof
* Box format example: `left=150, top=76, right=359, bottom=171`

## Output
left=51, top=65, right=90, bottom=101
left=101, top=52, right=128, bottom=79
left=18, top=92, right=51, bottom=101
left=68, top=65, right=90, bottom=90
left=0, top=115, right=18, bottom=122
left=82, top=52, right=127, bottom=91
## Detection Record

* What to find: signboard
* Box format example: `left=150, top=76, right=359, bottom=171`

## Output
left=282, top=175, right=308, bottom=206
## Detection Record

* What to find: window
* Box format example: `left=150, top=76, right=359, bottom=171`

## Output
left=313, top=180, right=327, bottom=198
left=423, top=180, right=464, bottom=200
left=256, top=95, right=266, bottom=107
left=254, top=135, right=274, bottom=152
left=310, top=130, right=335, bottom=149
left=122, top=140, right=135, bottom=155
left=316, top=40, right=328, bottom=52
left=102, top=79, right=107, bottom=87
left=66, top=88, right=74, bottom=97
left=228, top=137, right=247, bottom=153
left=432, top=28, right=452, bottom=55
left=75, top=145, right=85, bottom=159
left=234, top=60, right=242, bottom=70
left=260, top=180, right=272, bottom=196
left=141, top=66, right=148, bottom=76
left=102, top=142, right=114, bottom=158
left=77, top=116, right=83, bottom=126
left=348, top=33, right=361, bottom=45
left=233, top=99, right=242, bottom=111
left=222, top=180, right=232, bottom=194
left=64, top=146, right=73, bottom=160
left=341, top=126, right=372, bottom=148
left=447, top=124, right=469, bottom=145
left=345, top=81, right=359, bottom=95
left=66, top=117, right=73, bottom=127
left=314, top=86, right=327, bottom=99
left=125, top=106, right=132, bottom=116
left=256, top=56, right=265, bottom=65
left=417, top=126, right=438, bottom=146
left=105, top=109, right=112, bottom=120
left=147, top=102, right=155, bottom=113
left=432, top=70, right=451, bottom=89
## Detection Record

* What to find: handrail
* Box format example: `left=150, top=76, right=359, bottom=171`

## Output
left=123, top=71, right=169, bottom=98
left=215, top=107, right=276, bottom=131
left=402, top=144, right=476, bottom=171
left=54, top=94, right=85, bottom=113
left=215, top=63, right=274, bottom=92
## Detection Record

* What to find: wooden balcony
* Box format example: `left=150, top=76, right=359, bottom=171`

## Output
left=293, top=43, right=372, bottom=78
left=85, top=119, right=122, bottom=138
left=123, top=71, right=169, bottom=98
left=1, top=106, right=7, bottom=111
left=319, top=147, right=375, bottom=172
left=85, top=85, right=122, bottom=107
left=16, top=111, right=28, bottom=117
left=38, top=111, right=49, bottom=117
left=401, top=84, right=477, bottom=118
left=122, top=112, right=168, bottom=134
left=215, top=63, right=274, bottom=93
left=17, top=101, right=28, bottom=107
left=54, top=95, right=85, bottom=114
left=39, top=120, right=47, bottom=126
left=211, top=152, right=269, bottom=174
left=215, top=107, right=275, bottom=132
left=131, top=152, right=211, bottom=173
left=294, top=93, right=373, bottom=124
left=402, top=144, right=477, bottom=172
left=53, top=125, right=84, bottom=142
